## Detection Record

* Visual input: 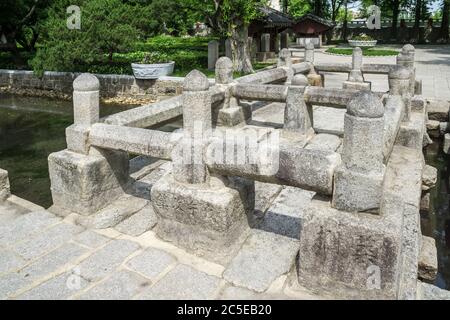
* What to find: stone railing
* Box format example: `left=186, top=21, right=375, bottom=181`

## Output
left=48, top=43, right=428, bottom=299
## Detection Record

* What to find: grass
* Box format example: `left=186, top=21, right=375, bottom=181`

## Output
left=326, top=47, right=399, bottom=56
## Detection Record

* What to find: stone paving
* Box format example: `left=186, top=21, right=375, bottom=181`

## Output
left=292, top=45, right=450, bottom=100
left=0, top=163, right=323, bottom=300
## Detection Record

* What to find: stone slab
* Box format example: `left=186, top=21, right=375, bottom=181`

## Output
left=0, top=249, right=26, bottom=274
left=73, top=230, right=111, bottom=249
left=305, top=134, right=341, bottom=152
left=419, top=282, right=450, bottom=300
left=114, top=204, right=157, bottom=236
left=418, top=236, right=438, bottom=281
left=223, top=229, right=299, bottom=293
left=126, top=247, right=176, bottom=281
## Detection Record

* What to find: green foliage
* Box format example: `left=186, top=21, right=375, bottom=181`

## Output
left=326, top=47, right=399, bottom=56
left=352, top=33, right=375, bottom=40
left=288, top=0, right=313, bottom=18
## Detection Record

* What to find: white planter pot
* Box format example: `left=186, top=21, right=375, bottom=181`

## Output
left=348, top=40, right=377, bottom=48
left=131, top=61, right=175, bottom=80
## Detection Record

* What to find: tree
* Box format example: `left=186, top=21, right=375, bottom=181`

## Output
left=441, top=0, right=450, bottom=41
left=31, top=0, right=148, bottom=75
left=146, top=0, right=196, bottom=36
left=0, top=0, right=51, bottom=67
left=181, top=0, right=267, bottom=73
left=287, top=0, right=312, bottom=17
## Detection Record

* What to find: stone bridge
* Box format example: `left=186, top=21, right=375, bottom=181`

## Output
left=0, top=44, right=449, bottom=300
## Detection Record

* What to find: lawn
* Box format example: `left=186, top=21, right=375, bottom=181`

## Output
left=0, top=36, right=273, bottom=78
left=326, top=47, right=400, bottom=56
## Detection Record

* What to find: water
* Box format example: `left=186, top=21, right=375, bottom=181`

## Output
left=0, top=93, right=136, bottom=208
left=423, top=139, right=450, bottom=290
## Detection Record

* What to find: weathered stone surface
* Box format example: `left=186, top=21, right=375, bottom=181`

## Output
left=422, top=165, right=437, bottom=191
left=78, top=195, right=149, bottom=229
left=126, top=247, right=176, bottom=281
left=0, top=169, right=10, bottom=201
left=284, top=86, right=311, bottom=134
left=305, top=134, right=341, bottom=152
left=14, top=223, right=84, bottom=260
left=217, top=106, right=251, bottom=127
left=139, top=264, right=221, bottom=300
left=215, top=57, right=233, bottom=85
left=114, top=204, right=157, bottom=236
left=420, top=192, right=431, bottom=212
left=208, top=41, right=219, bottom=70
left=444, top=133, right=450, bottom=154
left=18, top=271, right=90, bottom=300
left=0, top=249, right=26, bottom=274
left=427, top=99, right=449, bottom=121
left=48, top=149, right=129, bottom=215
left=419, top=282, right=450, bottom=300
left=0, top=272, right=31, bottom=299
left=73, top=73, right=100, bottom=92
left=418, top=236, right=438, bottom=281
left=79, top=270, right=151, bottom=300
left=66, top=125, right=90, bottom=155
left=258, top=187, right=315, bottom=239
left=254, top=182, right=282, bottom=217
left=383, top=95, right=404, bottom=161
left=396, top=111, right=425, bottom=151
left=223, top=230, right=299, bottom=293
left=342, top=80, right=371, bottom=91
left=19, top=243, right=88, bottom=282
left=313, top=106, right=345, bottom=136
left=152, top=174, right=253, bottom=262
left=76, top=239, right=140, bottom=281
left=73, top=230, right=111, bottom=249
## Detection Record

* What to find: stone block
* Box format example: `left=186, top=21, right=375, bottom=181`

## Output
left=114, top=204, right=157, bottom=236
left=445, top=133, right=450, bottom=154
left=0, top=272, right=32, bottom=299
left=305, top=134, right=341, bottom=152
left=138, top=264, right=221, bottom=300
left=65, top=125, right=90, bottom=155
left=418, top=236, right=438, bottom=282
left=332, top=166, right=385, bottom=213
left=126, top=247, right=176, bottom=281
left=420, top=192, right=431, bottom=212
left=73, top=230, right=111, bottom=248
left=419, top=282, right=450, bottom=300
left=422, top=165, right=437, bottom=191
left=342, top=81, right=371, bottom=91
left=427, top=99, right=449, bottom=122
left=224, top=230, right=299, bottom=293
left=48, top=149, right=129, bottom=215
left=0, top=169, right=10, bottom=201
left=151, top=174, right=254, bottom=262
left=217, top=106, right=251, bottom=127
left=396, top=112, right=425, bottom=151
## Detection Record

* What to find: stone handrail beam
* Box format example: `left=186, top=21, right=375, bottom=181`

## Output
left=235, top=68, right=287, bottom=84
left=232, top=84, right=289, bottom=102
left=314, top=62, right=395, bottom=75
left=383, top=95, right=405, bottom=162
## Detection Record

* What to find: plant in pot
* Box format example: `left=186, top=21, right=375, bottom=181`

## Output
left=131, top=52, right=175, bottom=80
left=348, top=33, right=377, bottom=48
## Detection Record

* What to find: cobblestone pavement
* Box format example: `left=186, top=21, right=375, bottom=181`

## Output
left=293, top=45, right=450, bottom=100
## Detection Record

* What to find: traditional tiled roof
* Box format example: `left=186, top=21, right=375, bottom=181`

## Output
left=258, top=6, right=294, bottom=28
left=295, top=13, right=335, bottom=28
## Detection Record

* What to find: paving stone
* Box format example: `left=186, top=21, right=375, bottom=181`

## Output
left=138, top=264, right=221, bottom=300
left=78, top=270, right=151, bottom=300
left=0, top=211, right=60, bottom=246
left=254, top=182, right=282, bottom=214
left=14, top=223, right=84, bottom=260
left=19, top=243, right=88, bottom=282
left=223, top=229, right=300, bottom=293
left=73, top=230, right=111, bottom=248
left=76, top=239, right=140, bottom=282
left=219, top=285, right=270, bottom=300
left=0, top=272, right=32, bottom=299
left=126, top=247, right=176, bottom=280
left=17, top=271, right=90, bottom=300
left=0, top=249, right=26, bottom=274
left=305, top=133, right=342, bottom=152
left=114, top=205, right=157, bottom=236
left=258, top=187, right=315, bottom=239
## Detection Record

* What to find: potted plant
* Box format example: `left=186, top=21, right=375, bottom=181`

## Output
left=131, top=52, right=175, bottom=80
left=348, top=34, right=377, bottom=48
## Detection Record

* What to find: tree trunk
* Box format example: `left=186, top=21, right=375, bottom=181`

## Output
left=343, top=0, right=348, bottom=41
left=413, top=0, right=422, bottom=42
left=392, top=0, right=400, bottom=40
left=441, top=0, right=450, bottom=41
left=230, top=23, right=254, bottom=74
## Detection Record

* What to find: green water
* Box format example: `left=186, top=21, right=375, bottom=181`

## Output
left=0, top=93, right=135, bottom=208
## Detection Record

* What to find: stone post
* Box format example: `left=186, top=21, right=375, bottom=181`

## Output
left=343, top=47, right=371, bottom=91
left=48, top=73, right=129, bottom=215
left=396, top=44, right=416, bottom=96
left=172, top=70, right=211, bottom=184
left=389, top=66, right=412, bottom=121
left=305, top=42, right=322, bottom=87
left=225, top=39, right=232, bottom=59
left=0, top=169, right=10, bottom=201
left=216, top=57, right=250, bottom=127
left=278, top=48, right=293, bottom=84
left=151, top=70, right=254, bottom=262
left=280, top=32, right=289, bottom=49
left=261, top=34, right=271, bottom=52
left=284, top=74, right=313, bottom=135
left=332, top=91, right=386, bottom=213
left=208, top=40, right=219, bottom=70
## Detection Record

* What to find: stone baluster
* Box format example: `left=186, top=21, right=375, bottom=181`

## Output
left=208, top=40, right=219, bottom=70
left=389, top=66, right=412, bottom=121
left=284, top=74, right=313, bottom=135
left=305, top=42, right=323, bottom=87
left=172, top=70, right=211, bottom=184
left=332, top=91, right=385, bottom=213
left=343, top=47, right=371, bottom=90
left=278, top=48, right=293, bottom=84
left=0, top=169, right=10, bottom=201
left=396, top=44, right=416, bottom=96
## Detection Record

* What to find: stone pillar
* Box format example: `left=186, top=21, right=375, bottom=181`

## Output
left=396, top=44, right=416, bottom=96
left=261, top=34, right=271, bottom=52
left=208, top=40, right=219, bottom=70
left=277, top=48, right=293, bottom=84
left=151, top=70, right=255, bottom=262
left=332, top=91, right=386, bottom=213
left=284, top=74, right=313, bottom=135
left=305, top=42, right=322, bottom=87
left=48, top=73, right=129, bottom=215
left=172, top=70, right=211, bottom=184
left=0, top=169, right=10, bottom=201
left=280, top=32, right=289, bottom=49
left=389, top=66, right=413, bottom=121
left=225, top=39, right=232, bottom=59
left=216, top=57, right=250, bottom=127
left=343, top=47, right=371, bottom=91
